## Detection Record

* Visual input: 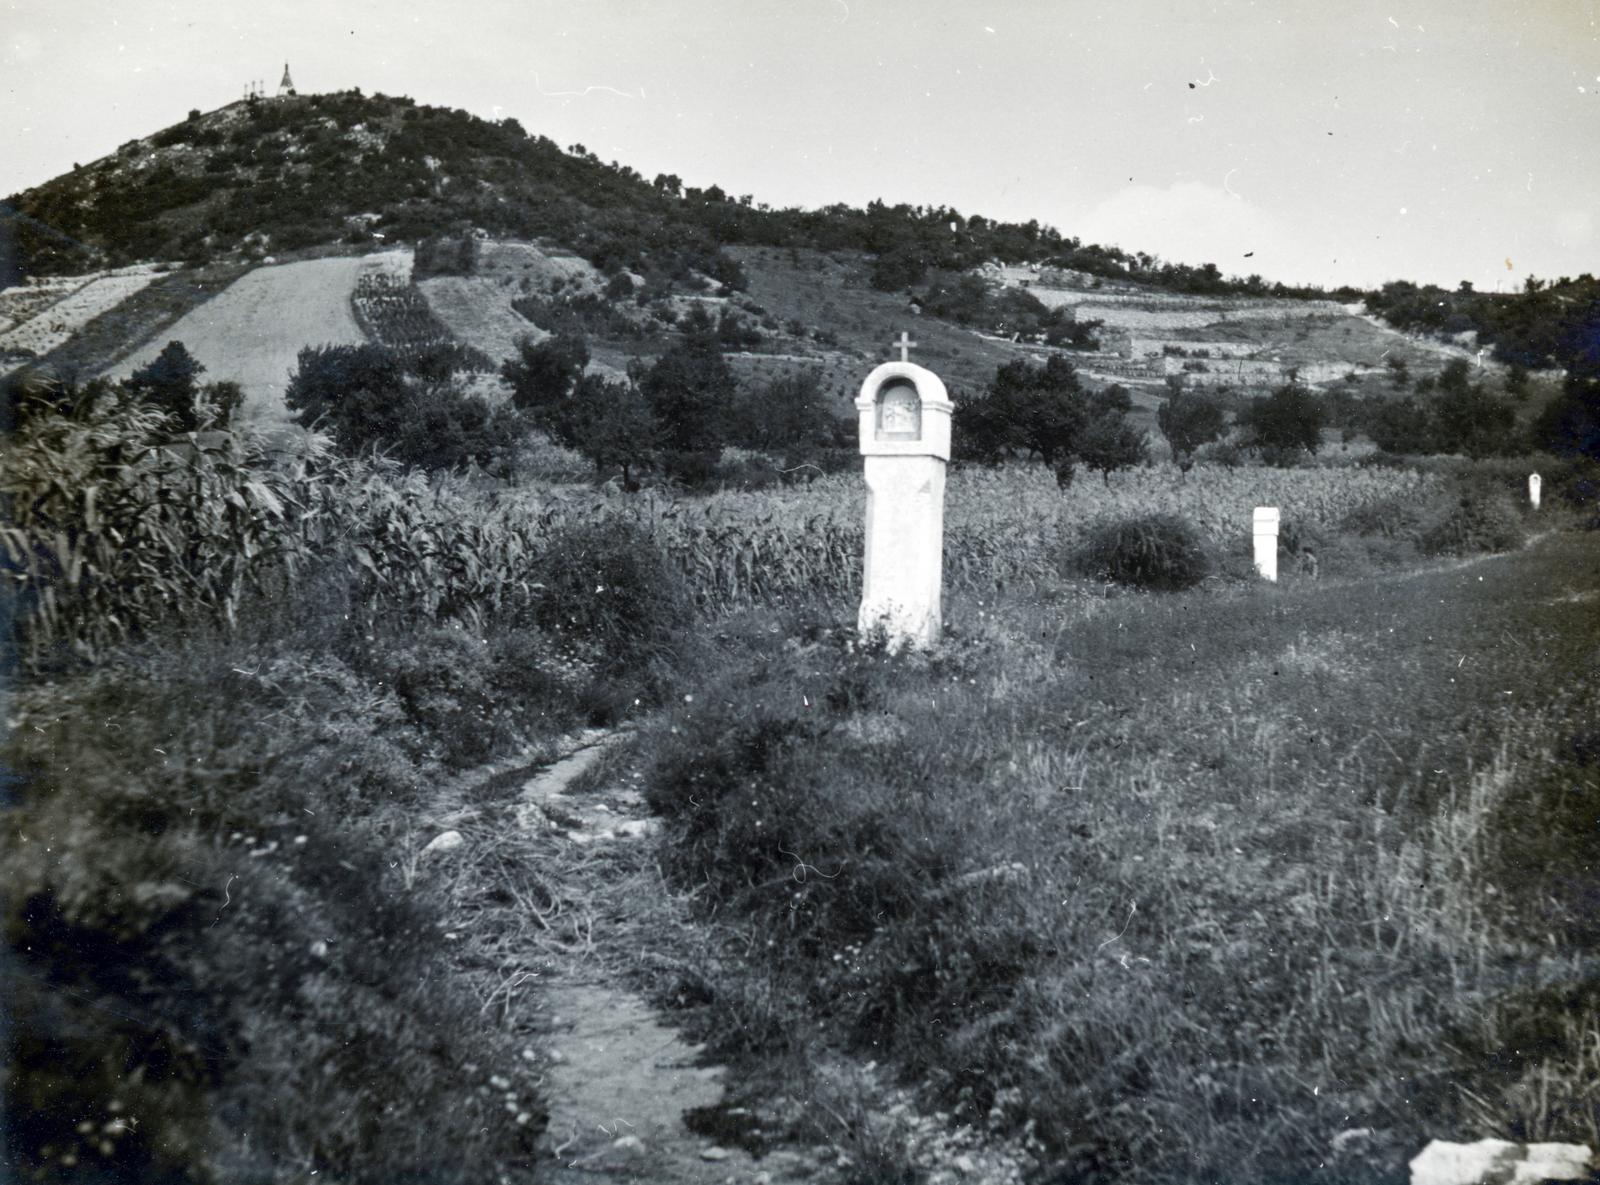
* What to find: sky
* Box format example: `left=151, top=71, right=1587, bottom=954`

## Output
left=4, top=0, right=1598, bottom=291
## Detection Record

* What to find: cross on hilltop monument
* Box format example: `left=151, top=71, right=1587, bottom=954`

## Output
left=278, top=63, right=296, bottom=97
left=893, top=331, right=917, bottom=362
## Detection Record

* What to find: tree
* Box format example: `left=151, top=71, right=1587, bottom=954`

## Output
left=958, top=355, right=1088, bottom=478
left=1240, top=379, right=1326, bottom=463
left=501, top=333, right=589, bottom=414
left=1157, top=389, right=1227, bottom=470
left=286, top=342, right=408, bottom=450
left=1504, top=362, right=1529, bottom=399
left=638, top=312, right=733, bottom=453
left=285, top=342, right=507, bottom=471
left=1429, top=374, right=1516, bottom=458
left=1366, top=397, right=1436, bottom=454
left=870, top=244, right=929, bottom=291
left=731, top=371, right=839, bottom=461
left=1077, top=414, right=1148, bottom=484
left=390, top=381, right=511, bottom=472
left=561, top=374, right=657, bottom=486
left=1530, top=294, right=1600, bottom=459
left=125, top=340, right=205, bottom=430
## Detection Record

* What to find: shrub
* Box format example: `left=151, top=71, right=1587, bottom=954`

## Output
left=366, top=627, right=523, bottom=768
left=510, top=293, right=643, bottom=339
left=528, top=519, right=687, bottom=677
left=1074, top=513, right=1212, bottom=590
left=2, top=644, right=545, bottom=1184
left=1418, top=485, right=1527, bottom=556
left=1338, top=491, right=1429, bottom=540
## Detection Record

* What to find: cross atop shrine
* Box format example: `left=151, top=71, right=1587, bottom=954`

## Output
left=892, top=331, right=917, bottom=363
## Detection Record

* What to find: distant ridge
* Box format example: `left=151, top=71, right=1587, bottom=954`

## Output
left=1, top=89, right=1336, bottom=303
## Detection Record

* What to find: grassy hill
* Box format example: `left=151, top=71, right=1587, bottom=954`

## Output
left=6, top=87, right=1552, bottom=438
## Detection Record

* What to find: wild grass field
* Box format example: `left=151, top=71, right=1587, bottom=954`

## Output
left=636, top=523, right=1600, bottom=1184
left=3, top=386, right=1596, bottom=1183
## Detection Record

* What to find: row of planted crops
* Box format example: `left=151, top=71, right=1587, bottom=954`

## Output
left=2, top=406, right=1441, bottom=664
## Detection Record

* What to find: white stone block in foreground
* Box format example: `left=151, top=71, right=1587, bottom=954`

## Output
left=1409, top=1138, right=1592, bottom=1185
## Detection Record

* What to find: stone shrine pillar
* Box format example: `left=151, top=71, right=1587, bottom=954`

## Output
left=1253, top=506, right=1280, bottom=582
left=1529, top=472, right=1542, bottom=510
left=856, top=333, right=953, bottom=649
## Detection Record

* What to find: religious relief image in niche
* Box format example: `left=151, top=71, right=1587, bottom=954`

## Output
left=876, top=382, right=921, bottom=441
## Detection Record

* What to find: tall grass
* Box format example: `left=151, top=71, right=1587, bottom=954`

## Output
left=636, top=552, right=1600, bottom=1183
left=2, top=634, right=550, bottom=1182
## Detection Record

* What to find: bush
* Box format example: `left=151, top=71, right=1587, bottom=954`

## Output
left=1, top=644, right=546, bottom=1184
left=366, top=628, right=527, bottom=768
left=528, top=519, right=687, bottom=678
left=1074, top=513, right=1212, bottom=590
left=1418, top=485, right=1528, bottom=556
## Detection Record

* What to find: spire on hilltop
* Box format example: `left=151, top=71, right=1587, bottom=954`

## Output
left=278, top=63, right=296, bottom=97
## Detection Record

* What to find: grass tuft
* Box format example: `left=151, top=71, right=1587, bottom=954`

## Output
left=1072, top=512, right=1213, bottom=590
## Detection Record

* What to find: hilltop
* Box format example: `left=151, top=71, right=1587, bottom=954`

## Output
left=3, top=89, right=1334, bottom=300
left=0, top=88, right=1566, bottom=448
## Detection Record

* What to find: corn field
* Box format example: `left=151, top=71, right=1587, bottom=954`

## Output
left=2, top=407, right=1440, bottom=665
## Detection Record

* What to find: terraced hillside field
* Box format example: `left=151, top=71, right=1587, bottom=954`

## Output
left=105, top=253, right=405, bottom=425
left=0, top=275, right=83, bottom=336
left=0, top=266, right=162, bottom=373
left=1011, top=275, right=1482, bottom=395
left=416, top=241, right=607, bottom=365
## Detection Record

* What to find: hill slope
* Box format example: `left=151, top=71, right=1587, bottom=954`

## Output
left=0, top=88, right=1516, bottom=431
left=105, top=253, right=404, bottom=424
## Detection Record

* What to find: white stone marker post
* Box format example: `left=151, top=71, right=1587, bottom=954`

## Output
left=1253, top=506, right=1280, bottom=582
left=855, top=332, right=953, bottom=649
left=1529, top=472, right=1542, bottom=510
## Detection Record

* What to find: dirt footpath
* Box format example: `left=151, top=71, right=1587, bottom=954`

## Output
left=503, top=733, right=818, bottom=1184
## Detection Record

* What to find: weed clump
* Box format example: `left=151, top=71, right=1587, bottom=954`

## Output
left=642, top=632, right=1040, bottom=1075
left=530, top=519, right=688, bottom=677
left=366, top=626, right=583, bottom=768
left=1074, top=512, right=1212, bottom=590
left=1419, top=484, right=1527, bottom=556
